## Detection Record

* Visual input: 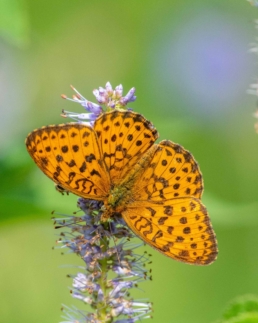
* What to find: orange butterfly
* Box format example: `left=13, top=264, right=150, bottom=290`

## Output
left=26, top=110, right=218, bottom=265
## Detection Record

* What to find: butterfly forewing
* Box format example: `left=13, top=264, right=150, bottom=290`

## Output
left=94, top=110, right=158, bottom=185
left=26, top=123, right=110, bottom=199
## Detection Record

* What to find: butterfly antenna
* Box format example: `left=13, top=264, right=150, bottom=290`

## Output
left=108, top=220, right=121, bottom=265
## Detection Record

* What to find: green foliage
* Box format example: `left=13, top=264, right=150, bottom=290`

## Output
left=0, top=147, right=42, bottom=220
left=224, top=313, right=258, bottom=323
left=218, top=295, right=258, bottom=323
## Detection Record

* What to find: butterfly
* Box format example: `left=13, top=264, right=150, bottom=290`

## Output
left=25, top=110, right=218, bottom=265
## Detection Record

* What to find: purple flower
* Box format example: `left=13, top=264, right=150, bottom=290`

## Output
left=120, top=87, right=137, bottom=105
left=61, top=82, right=137, bottom=125
left=54, top=198, right=152, bottom=322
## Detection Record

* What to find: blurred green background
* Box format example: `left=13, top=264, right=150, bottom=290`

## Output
left=1, top=1, right=258, bottom=322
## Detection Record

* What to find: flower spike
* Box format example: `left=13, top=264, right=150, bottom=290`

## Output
left=54, top=197, right=152, bottom=322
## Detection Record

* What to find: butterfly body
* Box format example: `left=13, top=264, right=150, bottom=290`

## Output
left=26, top=110, right=218, bottom=265
left=103, top=144, right=159, bottom=220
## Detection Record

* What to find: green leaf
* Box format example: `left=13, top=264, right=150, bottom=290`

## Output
left=223, top=295, right=258, bottom=320
left=223, top=312, right=258, bottom=323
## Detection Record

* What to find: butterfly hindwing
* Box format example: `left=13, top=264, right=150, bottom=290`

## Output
left=122, top=197, right=217, bottom=265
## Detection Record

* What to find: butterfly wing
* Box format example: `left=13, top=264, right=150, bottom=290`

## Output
left=132, top=140, right=204, bottom=201
left=25, top=123, right=110, bottom=200
left=121, top=140, right=217, bottom=265
left=94, top=110, right=159, bottom=185
left=122, top=198, right=217, bottom=265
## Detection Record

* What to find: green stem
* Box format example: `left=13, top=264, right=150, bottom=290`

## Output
left=97, top=233, right=110, bottom=322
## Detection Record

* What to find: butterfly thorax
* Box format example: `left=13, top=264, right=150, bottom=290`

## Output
left=101, top=145, right=159, bottom=222
left=101, top=186, right=131, bottom=221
